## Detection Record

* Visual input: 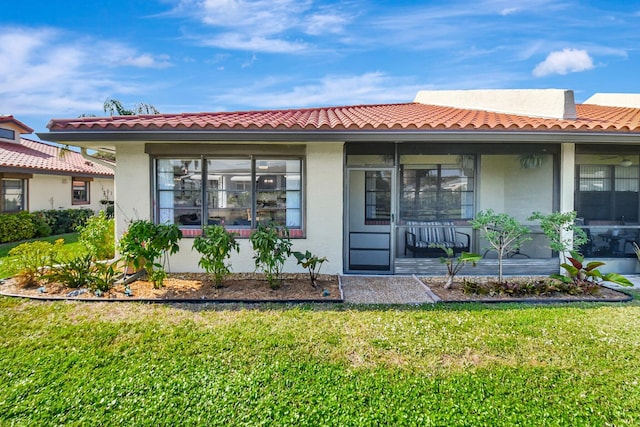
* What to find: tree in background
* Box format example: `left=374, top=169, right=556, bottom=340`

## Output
left=102, top=99, right=160, bottom=116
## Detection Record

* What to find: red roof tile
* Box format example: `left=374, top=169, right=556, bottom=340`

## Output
left=0, top=115, right=33, bottom=133
left=46, top=102, right=640, bottom=134
left=0, top=138, right=114, bottom=177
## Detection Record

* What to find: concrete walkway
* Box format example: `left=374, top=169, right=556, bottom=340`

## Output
left=340, top=275, right=436, bottom=304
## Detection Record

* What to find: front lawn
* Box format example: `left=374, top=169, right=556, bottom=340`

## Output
left=1, top=298, right=638, bottom=426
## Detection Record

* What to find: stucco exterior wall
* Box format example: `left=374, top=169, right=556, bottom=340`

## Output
left=113, top=142, right=150, bottom=238
left=118, top=142, right=344, bottom=275
left=28, top=174, right=114, bottom=212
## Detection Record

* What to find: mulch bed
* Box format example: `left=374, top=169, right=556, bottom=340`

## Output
left=0, top=273, right=342, bottom=303
left=421, top=276, right=632, bottom=303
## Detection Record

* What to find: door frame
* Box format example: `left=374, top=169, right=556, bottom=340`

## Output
left=344, top=167, right=396, bottom=274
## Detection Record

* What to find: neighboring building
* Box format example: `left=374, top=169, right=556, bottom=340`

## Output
left=0, top=115, right=114, bottom=213
left=39, top=89, right=640, bottom=275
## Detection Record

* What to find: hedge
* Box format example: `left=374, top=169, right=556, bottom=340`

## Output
left=0, top=212, right=36, bottom=243
left=33, top=209, right=94, bottom=235
left=0, top=208, right=94, bottom=243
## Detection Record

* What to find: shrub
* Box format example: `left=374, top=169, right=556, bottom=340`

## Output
left=8, top=239, right=64, bottom=286
left=529, top=211, right=587, bottom=260
left=471, top=210, right=531, bottom=284
left=250, top=223, right=292, bottom=289
left=292, top=250, right=328, bottom=288
left=77, top=211, right=115, bottom=260
left=30, top=212, right=52, bottom=238
left=118, top=220, right=182, bottom=288
left=44, top=255, right=118, bottom=292
left=0, top=212, right=36, bottom=243
left=193, top=225, right=240, bottom=287
left=462, top=278, right=565, bottom=297
left=33, top=209, right=93, bottom=235
left=551, top=250, right=633, bottom=289
left=43, top=254, right=94, bottom=289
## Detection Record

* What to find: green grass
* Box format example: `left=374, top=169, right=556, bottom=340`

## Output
left=0, top=233, right=83, bottom=278
left=0, top=299, right=638, bottom=426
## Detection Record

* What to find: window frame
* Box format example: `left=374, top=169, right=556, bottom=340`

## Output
left=0, top=128, right=15, bottom=141
left=71, top=178, right=91, bottom=205
left=1, top=177, right=28, bottom=212
left=153, top=155, right=305, bottom=238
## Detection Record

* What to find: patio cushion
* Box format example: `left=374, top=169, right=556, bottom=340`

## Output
left=405, top=220, right=470, bottom=256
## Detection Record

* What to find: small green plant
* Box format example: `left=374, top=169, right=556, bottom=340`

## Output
left=462, top=278, right=563, bottom=297
left=91, top=262, right=119, bottom=292
left=432, top=245, right=481, bottom=289
left=250, top=223, right=292, bottom=289
left=44, top=254, right=94, bottom=288
left=471, top=209, right=531, bottom=284
left=44, top=255, right=118, bottom=292
left=193, top=225, right=240, bottom=287
left=8, top=239, right=64, bottom=286
left=118, top=220, right=182, bottom=288
left=293, top=250, right=328, bottom=288
left=529, top=211, right=587, bottom=261
left=551, top=250, right=633, bottom=289
left=77, top=211, right=115, bottom=260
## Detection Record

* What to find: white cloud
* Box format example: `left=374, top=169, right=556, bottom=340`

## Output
left=202, top=33, right=307, bottom=53
left=211, top=72, right=425, bottom=108
left=173, top=0, right=351, bottom=52
left=304, top=13, right=348, bottom=35
left=0, top=27, right=170, bottom=117
left=532, top=48, right=595, bottom=77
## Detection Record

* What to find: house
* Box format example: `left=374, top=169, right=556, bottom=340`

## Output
left=38, top=89, right=640, bottom=275
left=0, top=115, right=114, bottom=213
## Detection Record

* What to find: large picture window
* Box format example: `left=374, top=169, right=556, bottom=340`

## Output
left=1, top=178, right=27, bottom=212
left=156, top=157, right=303, bottom=235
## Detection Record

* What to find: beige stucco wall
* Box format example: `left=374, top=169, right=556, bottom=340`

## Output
left=113, top=142, right=151, bottom=238
left=28, top=174, right=114, bottom=212
left=414, top=89, right=576, bottom=119
left=115, top=141, right=344, bottom=275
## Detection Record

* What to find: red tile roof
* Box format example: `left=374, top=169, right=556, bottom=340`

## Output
left=46, top=102, right=640, bottom=133
left=0, top=138, right=114, bottom=177
left=0, top=115, right=33, bottom=133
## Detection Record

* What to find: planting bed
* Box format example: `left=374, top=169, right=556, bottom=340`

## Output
left=0, top=273, right=342, bottom=302
left=422, top=276, right=632, bottom=302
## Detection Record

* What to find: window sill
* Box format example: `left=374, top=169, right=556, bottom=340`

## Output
left=180, top=227, right=304, bottom=238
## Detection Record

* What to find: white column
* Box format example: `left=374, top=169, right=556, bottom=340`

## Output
left=559, top=143, right=576, bottom=263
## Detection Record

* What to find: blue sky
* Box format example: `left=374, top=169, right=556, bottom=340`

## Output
left=2, top=0, right=640, bottom=135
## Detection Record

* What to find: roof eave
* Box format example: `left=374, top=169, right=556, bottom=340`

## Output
left=37, top=129, right=640, bottom=145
